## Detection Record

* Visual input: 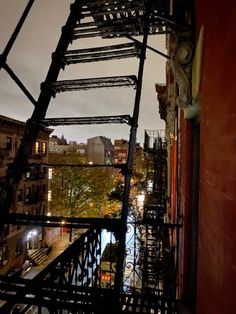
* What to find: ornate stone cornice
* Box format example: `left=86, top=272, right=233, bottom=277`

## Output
left=155, top=84, right=167, bottom=121
left=170, top=33, right=193, bottom=109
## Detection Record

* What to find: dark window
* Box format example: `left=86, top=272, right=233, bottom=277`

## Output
left=16, top=189, right=23, bottom=203
left=42, top=184, right=46, bottom=193
left=39, top=166, right=46, bottom=178
left=0, top=245, right=8, bottom=265
left=25, top=187, right=31, bottom=204
left=6, top=137, right=12, bottom=150
left=3, top=224, right=9, bottom=237
left=15, top=239, right=22, bottom=256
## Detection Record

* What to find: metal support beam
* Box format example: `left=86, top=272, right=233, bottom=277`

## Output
left=41, top=115, right=132, bottom=126
left=125, top=34, right=170, bottom=59
left=1, top=213, right=121, bottom=230
left=3, top=63, right=37, bottom=106
left=0, top=0, right=35, bottom=69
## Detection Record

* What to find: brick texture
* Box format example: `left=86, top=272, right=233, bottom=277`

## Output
left=196, top=1, right=236, bottom=313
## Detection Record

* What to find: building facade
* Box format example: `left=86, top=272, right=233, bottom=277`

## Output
left=0, top=115, right=52, bottom=274
left=156, top=1, right=236, bottom=313
left=113, top=139, right=129, bottom=164
left=87, top=136, right=114, bottom=165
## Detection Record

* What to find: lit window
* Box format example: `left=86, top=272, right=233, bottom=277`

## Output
left=48, top=168, right=53, bottom=180
left=48, top=190, right=52, bottom=202
left=42, top=142, right=47, bottom=154
left=35, top=141, right=40, bottom=154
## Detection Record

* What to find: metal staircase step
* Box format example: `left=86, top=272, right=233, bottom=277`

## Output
left=50, top=75, right=137, bottom=93
left=80, top=1, right=143, bottom=20
left=61, top=42, right=140, bottom=64
left=41, top=115, right=132, bottom=126
left=73, top=17, right=145, bottom=39
left=28, top=249, right=48, bottom=265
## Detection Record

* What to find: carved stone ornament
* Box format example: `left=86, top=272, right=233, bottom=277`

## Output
left=171, top=40, right=193, bottom=109
left=155, top=84, right=167, bottom=121
left=166, top=107, right=176, bottom=135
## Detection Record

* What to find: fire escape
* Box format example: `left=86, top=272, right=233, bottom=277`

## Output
left=0, top=0, right=190, bottom=313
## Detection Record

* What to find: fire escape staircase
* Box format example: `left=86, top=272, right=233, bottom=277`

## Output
left=0, top=0, right=189, bottom=313
left=141, top=132, right=177, bottom=312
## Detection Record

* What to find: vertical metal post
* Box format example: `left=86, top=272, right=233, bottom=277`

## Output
left=114, top=0, right=151, bottom=304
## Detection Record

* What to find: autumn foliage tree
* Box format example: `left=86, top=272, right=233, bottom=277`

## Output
left=50, top=153, right=120, bottom=218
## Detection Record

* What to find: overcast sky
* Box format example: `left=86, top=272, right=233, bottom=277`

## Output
left=0, top=0, right=166, bottom=145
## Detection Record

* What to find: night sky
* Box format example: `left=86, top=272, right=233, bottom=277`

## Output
left=0, top=0, right=166, bottom=145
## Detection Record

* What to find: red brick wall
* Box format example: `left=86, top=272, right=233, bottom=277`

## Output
left=196, top=1, right=236, bottom=313
left=178, top=112, right=194, bottom=302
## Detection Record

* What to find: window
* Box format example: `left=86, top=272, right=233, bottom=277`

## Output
left=3, top=224, right=9, bottom=237
left=42, top=142, right=47, bottom=155
left=34, top=141, right=40, bottom=154
left=25, top=187, right=31, bottom=203
left=48, top=168, right=53, bottom=180
left=39, top=166, right=46, bottom=178
left=0, top=245, right=8, bottom=265
left=15, top=239, right=22, bottom=256
left=16, top=189, right=23, bottom=203
left=6, top=137, right=12, bottom=150
left=42, top=184, right=46, bottom=193
left=48, top=190, right=52, bottom=202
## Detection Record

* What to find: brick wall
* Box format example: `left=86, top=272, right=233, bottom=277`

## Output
left=196, top=1, right=236, bottom=313
left=179, top=112, right=194, bottom=303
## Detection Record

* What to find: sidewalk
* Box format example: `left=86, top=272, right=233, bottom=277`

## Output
left=24, top=232, right=71, bottom=280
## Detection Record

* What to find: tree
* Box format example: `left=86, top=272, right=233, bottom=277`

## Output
left=50, top=153, right=120, bottom=218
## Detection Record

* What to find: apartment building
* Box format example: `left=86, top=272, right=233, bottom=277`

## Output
left=0, top=115, right=52, bottom=274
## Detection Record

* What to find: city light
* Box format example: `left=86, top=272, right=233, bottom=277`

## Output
left=26, top=230, right=38, bottom=241
left=137, top=193, right=145, bottom=203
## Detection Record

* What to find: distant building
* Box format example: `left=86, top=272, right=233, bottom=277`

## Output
left=114, top=139, right=129, bottom=164
left=87, top=136, right=114, bottom=165
left=49, top=134, right=68, bottom=154
left=113, top=139, right=144, bottom=182
left=0, top=115, right=52, bottom=274
left=49, top=135, right=87, bottom=157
